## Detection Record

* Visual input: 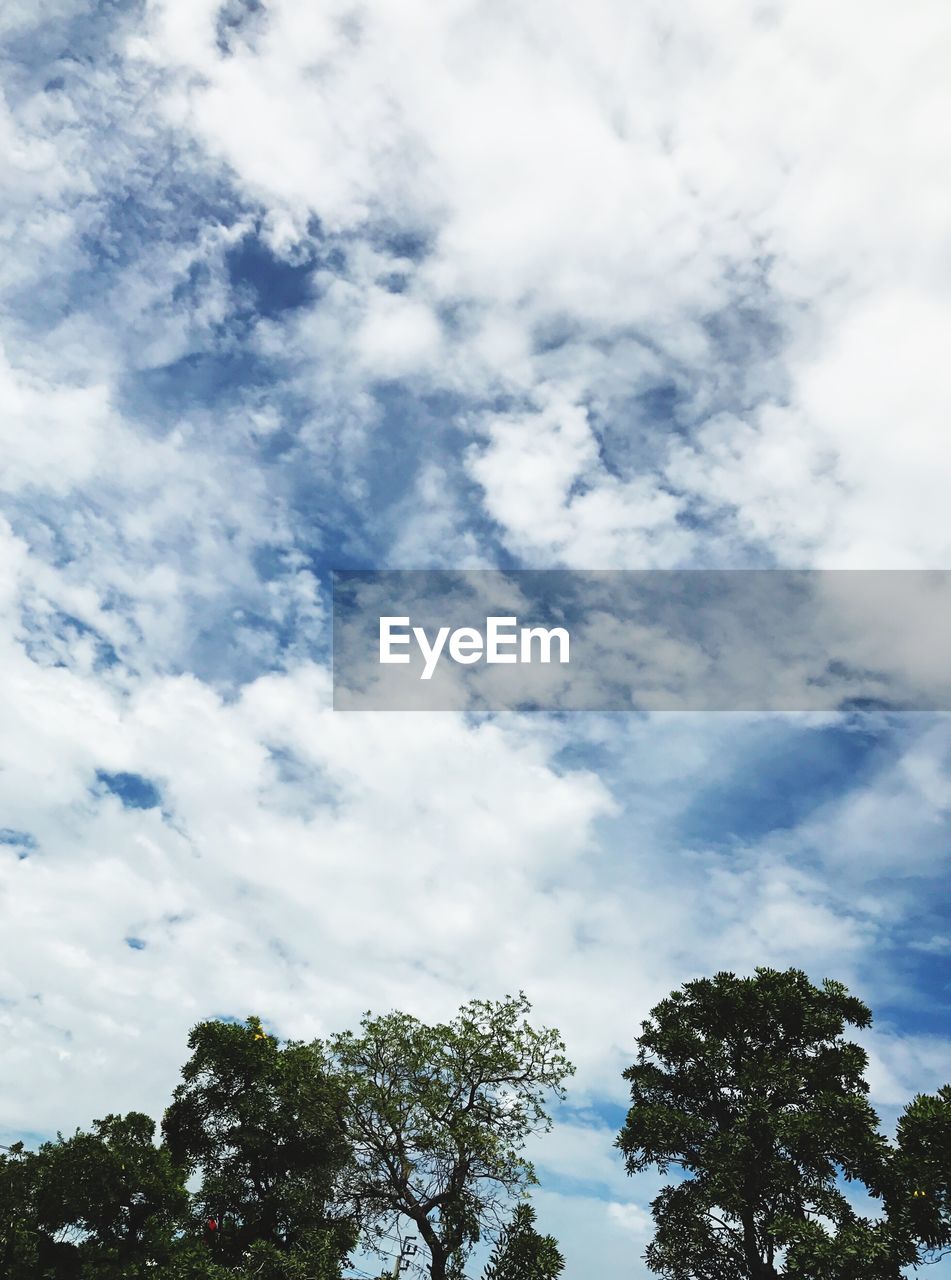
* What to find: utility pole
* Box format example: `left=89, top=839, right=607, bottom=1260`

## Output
left=391, top=1236, right=419, bottom=1277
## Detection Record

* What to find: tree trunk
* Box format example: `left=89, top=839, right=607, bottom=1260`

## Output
left=409, top=1209, right=448, bottom=1280
left=740, top=1205, right=779, bottom=1279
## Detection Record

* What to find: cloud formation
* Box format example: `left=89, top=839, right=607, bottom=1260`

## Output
left=1, top=3, right=949, bottom=1277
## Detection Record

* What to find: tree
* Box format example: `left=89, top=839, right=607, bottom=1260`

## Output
left=162, top=1016, right=356, bottom=1279
left=35, top=1111, right=189, bottom=1277
left=481, top=1201, right=564, bottom=1280
left=616, top=968, right=912, bottom=1280
left=0, top=1142, right=46, bottom=1279
left=888, top=1083, right=951, bottom=1264
left=328, top=993, right=573, bottom=1280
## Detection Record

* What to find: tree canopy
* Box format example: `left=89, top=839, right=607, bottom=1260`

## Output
left=481, top=1201, right=564, bottom=1280
left=1, top=1142, right=44, bottom=1279
left=1, top=1113, right=190, bottom=1279
left=161, top=1015, right=357, bottom=1279
left=328, top=992, right=573, bottom=1280
left=2, top=974, right=949, bottom=1280
left=616, top=966, right=950, bottom=1279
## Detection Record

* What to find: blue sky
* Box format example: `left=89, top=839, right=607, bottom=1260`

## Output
left=1, top=1, right=950, bottom=1277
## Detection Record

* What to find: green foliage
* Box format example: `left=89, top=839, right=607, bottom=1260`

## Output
left=35, top=1111, right=189, bottom=1278
left=328, top=992, right=573, bottom=1280
left=616, top=968, right=901, bottom=1279
left=0, top=1142, right=44, bottom=1278
left=888, top=1083, right=951, bottom=1261
left=7, top=973, right=944, bottom=1280
left=162, top=1015, right=356, bottom=1277
left=481, top=1201, right=564, bottom=1280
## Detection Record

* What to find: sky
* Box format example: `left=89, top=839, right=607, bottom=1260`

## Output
left=1, top=1, right=950, bottom=1276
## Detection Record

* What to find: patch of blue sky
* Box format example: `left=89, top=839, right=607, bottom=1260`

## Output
left=0, top=1128, right=52, bottom=1151
left=541, top=326, right=789, bottom=564
left=263, top=746, right=343, bottom=813
left=0, top=0, right=144, bottom=78
left=122, top=348, right=277, bottom=424
left=286, top=387, right=501, bottom=572
left=104, top=217, right=336, bottom=433
left=676, top=719, right=896, bottom=847
left=906, top=1258, right=951, bottom=1279
left=95, top=771, right=162, bottom=810
left=249, top=544, right=299, bottom=582
left=549, top=726, right=626, bottom=779
left=0, top=829, right=37, bottom=849
left=6, top=150, right=238, bottom=343
left=581, top=1095, right=632, bottom=1126
left=186, top=608, right=310, bottom=689
left=8, top=510, right=83, bottom=573
left=16, top=543, right=318, bottom=691
left=88, top=183, right=234, bottom=266
left=18, top=605, right=120, bottom=673
left=582, top=385, right=692, bottom=480
left=369, top=225, right=435, bottom=264
left=332, top=384, right=449, bottom=515
left=225, top=229, right=320, bottom=319
left=699, top=298, right=790, bottom=412
left=870, top=896, right=951, bottom=1038
left=535, top=1165, right=625, bottom=1202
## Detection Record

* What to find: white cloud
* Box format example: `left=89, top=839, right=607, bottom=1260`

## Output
left=606, top=1199, right=654, bottom=1238
left=130, top=0, right=951, bottom=569
left=467, top=393, right=690, bottom=567
left=355, top=288, right=443, bottom=378
left=1, top=7, right=949, bottom=1280
left=532, top=1188, right=656, bottom=1278
left=0, top=652, right=617, bottom=1133
left=862, top=1029, right=951, bottom=1114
